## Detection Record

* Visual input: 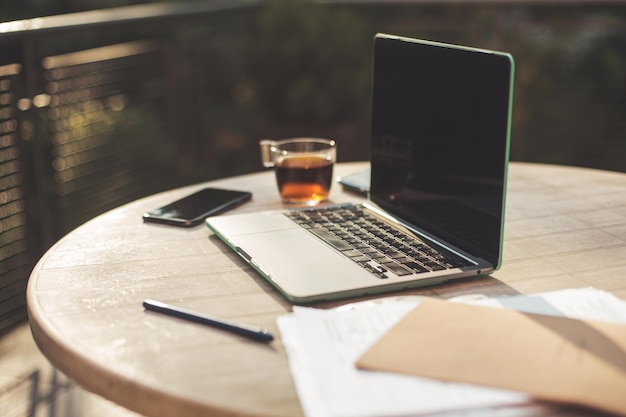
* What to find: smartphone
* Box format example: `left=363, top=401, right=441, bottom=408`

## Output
left=337, top=168, right=370, bottom=196
left=143, top=187, right=252, bottom=227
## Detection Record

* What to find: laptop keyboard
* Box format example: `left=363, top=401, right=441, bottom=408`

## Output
left=285, top=205, right=472, bottom=279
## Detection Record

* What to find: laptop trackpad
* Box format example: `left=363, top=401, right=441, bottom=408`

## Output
left=234, top=228, right=371, bottom=298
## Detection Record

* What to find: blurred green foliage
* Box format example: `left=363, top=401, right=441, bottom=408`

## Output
left=243, top=0, right=371, bottom=125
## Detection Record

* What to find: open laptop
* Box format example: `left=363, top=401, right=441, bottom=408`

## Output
left=206, top=33, right=515, bottom=303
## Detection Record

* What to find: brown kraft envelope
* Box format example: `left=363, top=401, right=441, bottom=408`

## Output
left=356, top=298, right=626, bottom=416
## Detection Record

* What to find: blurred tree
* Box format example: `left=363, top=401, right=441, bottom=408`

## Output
left=243, top=0, right=372, bottom=126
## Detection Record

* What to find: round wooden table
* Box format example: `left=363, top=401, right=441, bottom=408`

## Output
left=27, top=161, right=626, bottom=417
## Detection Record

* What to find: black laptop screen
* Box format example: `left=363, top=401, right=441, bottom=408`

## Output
left=370, top=35, right=514, bottom=266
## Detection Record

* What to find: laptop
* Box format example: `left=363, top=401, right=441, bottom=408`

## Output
left=206, top=33, right=515, bottom=303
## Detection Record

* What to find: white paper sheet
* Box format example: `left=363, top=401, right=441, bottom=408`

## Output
left=277, top=288, right=626, bottom=417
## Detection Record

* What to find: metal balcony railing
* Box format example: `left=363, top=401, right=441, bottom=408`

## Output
left=0, top=0, right=266, bottom=334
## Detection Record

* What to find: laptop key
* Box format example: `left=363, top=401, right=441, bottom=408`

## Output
left=370, top=253, right=393, bottom=263
left=402, top=261, right=429, bottom=273
left=380, top=262, right=413, bottom=276
left=359, top=247, right=378, bottom=254
left=425, top=262, right=446, bottom=271
left=358, top=262, right=388, bottom=279
left=309, top=228, right=353, bottom=251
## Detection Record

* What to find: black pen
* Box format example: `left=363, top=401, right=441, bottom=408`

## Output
left=143, top=299, right=274, bottom=343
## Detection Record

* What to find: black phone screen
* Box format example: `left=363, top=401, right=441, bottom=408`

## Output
left=143, top=188, right=252, bottom=227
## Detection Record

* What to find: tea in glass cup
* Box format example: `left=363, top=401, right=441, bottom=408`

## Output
left=260, top=138, right=336, bottom=205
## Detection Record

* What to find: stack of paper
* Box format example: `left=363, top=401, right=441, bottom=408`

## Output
left=277, top=288, right=626, bottom=417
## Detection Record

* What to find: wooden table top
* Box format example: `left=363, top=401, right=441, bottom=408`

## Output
left=27, top=161, right=626, bottom=417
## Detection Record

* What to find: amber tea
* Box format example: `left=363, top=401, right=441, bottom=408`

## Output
left=260, top=138, right=336, bottom=205
left=275, top=156, right=333, bottom=204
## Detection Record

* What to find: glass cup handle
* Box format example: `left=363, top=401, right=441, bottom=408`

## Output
left=260, top=140, right=276, bottom=168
